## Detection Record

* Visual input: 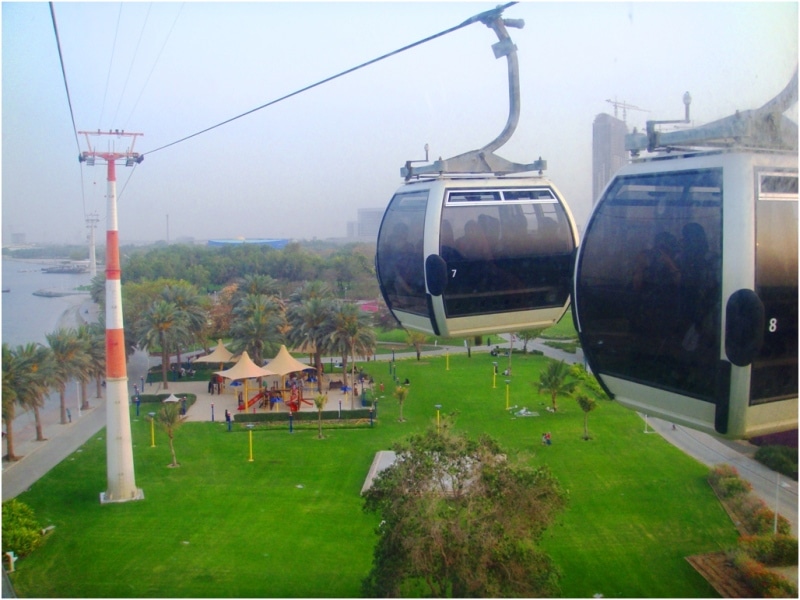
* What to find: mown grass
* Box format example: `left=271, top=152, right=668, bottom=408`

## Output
left=9, top=350, right=735, bottom=597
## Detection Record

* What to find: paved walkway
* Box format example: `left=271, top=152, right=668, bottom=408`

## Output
left=3, top=329, right=796, bottom=539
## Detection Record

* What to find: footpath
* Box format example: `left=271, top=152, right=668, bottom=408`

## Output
left=3, top=331, right=796, bottom=539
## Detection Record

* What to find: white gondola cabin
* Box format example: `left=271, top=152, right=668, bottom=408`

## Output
left=377, top=176, right=578, bottom=337
left=573, top=74, right=798, bottom=439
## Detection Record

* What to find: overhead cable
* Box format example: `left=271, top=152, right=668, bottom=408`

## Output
left=143, top=2, right=517, bottom=157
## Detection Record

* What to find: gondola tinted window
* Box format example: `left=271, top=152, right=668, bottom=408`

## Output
left=577, top=169, right=723, bottom=402
left=376, top=189, right=428, bottom=316
left=440, top=187, right=574, bottom=317
left=751, top=171, right=798, bottom=404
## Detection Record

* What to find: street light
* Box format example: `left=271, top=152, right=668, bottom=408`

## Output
left=147, top=412, right=156, bottom=447
left=446, top=351, right=449, bottom=371
left=246, top=423, right=255, bottom=462
left=492, top=362, right=498, bottom=388
left=435, top=404, right=442, bottom=434
left=504, top=380, right=511, bottom=410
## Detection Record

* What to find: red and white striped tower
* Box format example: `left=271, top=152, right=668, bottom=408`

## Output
left=79, top=130, right=144, bottom=504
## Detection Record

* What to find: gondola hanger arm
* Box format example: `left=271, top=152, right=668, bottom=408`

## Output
left=402, top=5, right=547, bottom=180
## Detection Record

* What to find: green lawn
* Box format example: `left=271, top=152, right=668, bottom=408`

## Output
left=9, top=351, right=736, bottom=597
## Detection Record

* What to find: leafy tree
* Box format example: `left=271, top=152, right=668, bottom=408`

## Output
left=46, top=328, right=91, bottom=424
left=576, top=394, right=598, bottom=440
left=516, top=328, right=545, bottom=352
left=406, top=330, right=427, bottom=360
left=2, top=499, right=43, bottom=557
left=393, top=385, right=409, bottom=422
left=135, top=300, right=191, bottom=390
left=313, top=393, right=327, bottom=439
left=569, top=363, right=609, bottom=399
left=362, top=427, right=567, bottom=597
left=207, top=283, right=238, bottom=340
left=537, top=360, right=577, bottom=412
left=158, top=401, right=184, bottom=468
left=161, top=281, right=209, bottom=365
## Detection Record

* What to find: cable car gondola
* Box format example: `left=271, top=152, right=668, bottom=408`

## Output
left=376, top=7, right=579, bottom=337
left=573, top=72, right=798, bottom=439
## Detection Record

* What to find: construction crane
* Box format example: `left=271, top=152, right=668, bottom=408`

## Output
left=605, top=98, right=649, bottom=123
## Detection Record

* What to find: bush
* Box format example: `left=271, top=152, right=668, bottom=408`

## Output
left=235, top=408, right=374, bottom=423
left=708, top=464, right=752, bottom=498
left=730, top=495, right=792, bottom=535
left=2, top=499, right=44, bottom=557
left=755, top=445, right=798, bottom=480
left=739, top=534, right=798, bottom=566
left=730, top=549, right=798, bottom=598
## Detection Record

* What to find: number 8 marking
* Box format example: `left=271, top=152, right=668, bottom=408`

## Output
left=768, top=318, right=778, bottom=333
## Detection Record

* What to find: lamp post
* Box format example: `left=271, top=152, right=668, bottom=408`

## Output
left=505, top=380, right=511, bottom=410
left=446, top=351, right=449, bottom=371
left=246, top=423, right=255, bottom=462
left=492, top=362, right=498, bottom=388
left=435, top=404, right=442, bottom=434
left=289, top=411, right=294, bottom=434
left=148, top=412, right=156, bottom=448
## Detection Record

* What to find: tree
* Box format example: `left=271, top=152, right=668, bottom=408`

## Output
left=362, top=427, right=567, bottom=597
left=2, top=344, right=53, bottom=459
left=83, top=322, right=106, bottom=400
left=537, top=360, right=577, bottom=413
left=161, top=281, right=209, bottom=366
left=516, top=328, right=545, bottom=353
left=286, top=295, right=333, bottom=393
left=313, top=393, right=327, bottom=439
left=9, top=344, right=54, bottom=442
left=406, top=331, right=426, bottom=360
left=135, top=300, right=191, bottom=390
left=46, top=328, right=91, bottom=424
left=158, top=401, right=184, bottom=467
left=229, top=294, right=285, bottom=367
left=323, top=302, right=376, bottom=408
left=393, top=385, right=409, bottom=422
left=576, top=394, right=598, bottom=440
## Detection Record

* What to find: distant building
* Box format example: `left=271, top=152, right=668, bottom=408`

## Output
left=347, top=208, right=383, bottom=241
left=207, top=238, right=289, bottom=249
left=592, top=113, right=628, bottom=204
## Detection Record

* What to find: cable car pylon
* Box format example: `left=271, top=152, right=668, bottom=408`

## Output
left=79, top=129, right=145, bottom=504
left=402, top=5, right=546, bottom=180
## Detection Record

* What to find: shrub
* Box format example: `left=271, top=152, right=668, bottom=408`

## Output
left=755, top=445, right=798, bottom=480
left=2, top=499, right=44, bottom=557
left=739, top=534, right=798, bottom=566
left=730, top=495, right=792, bottom=535
left=730, top=549, right=798, bottom=597
left=708, top=464, right=752, bottom=498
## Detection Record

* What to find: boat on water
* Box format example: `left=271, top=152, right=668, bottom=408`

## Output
left=41, top=262, right=90, bottom=274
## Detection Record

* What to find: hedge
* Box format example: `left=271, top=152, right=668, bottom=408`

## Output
left=234, top=408, right=374, bottom=423
left=738, top=534, right=798, bottom=566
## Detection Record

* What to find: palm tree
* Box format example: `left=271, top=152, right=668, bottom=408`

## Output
left=229, top=294, right=285, bottom=366
left=84, top=322, right=106, bottom=400
left=394, top=385, right=409, bottom=422
left=235, top=274, right=280, bottom=300
left=313, top=393, right=327, bottom=439
left=161, top=282, right=208, bottom=368
left=286, top=295, right=334, bottom=392
left=576, top=394, right=598, bottom=440
left=2, top=344, right=52, bottom=459
left=12, top=344, right=55, bottom=442
left=136, top=300, right=191, bottom=390
left=323, top=302, right=376, bottom=409
left=537, top=360, right=578, bottom=413
left=46, top=328, right=92, bottom=424
left=75, top=325, right=98, bottom=409
left=157, top=401, right=183, bottom=467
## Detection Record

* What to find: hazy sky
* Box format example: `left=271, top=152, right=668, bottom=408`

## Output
left=2, top=2, right=797, bottom=245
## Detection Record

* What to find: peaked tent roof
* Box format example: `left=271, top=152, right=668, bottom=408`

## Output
left=264, top=345, right=316, bottom=376
left=193, top=340, right=234, bottom=364
left=215, top=351, right=275, bottom=381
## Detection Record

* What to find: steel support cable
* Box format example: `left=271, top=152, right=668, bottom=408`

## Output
left=98, top=3, right=124, bottom=129
left=111, top=2, right=153, bottom=125
left=142, top=2, right=517, bottom=157
left=49, top=2, right=88, bottom=216
left=123, top=2, right=185, bottom=129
